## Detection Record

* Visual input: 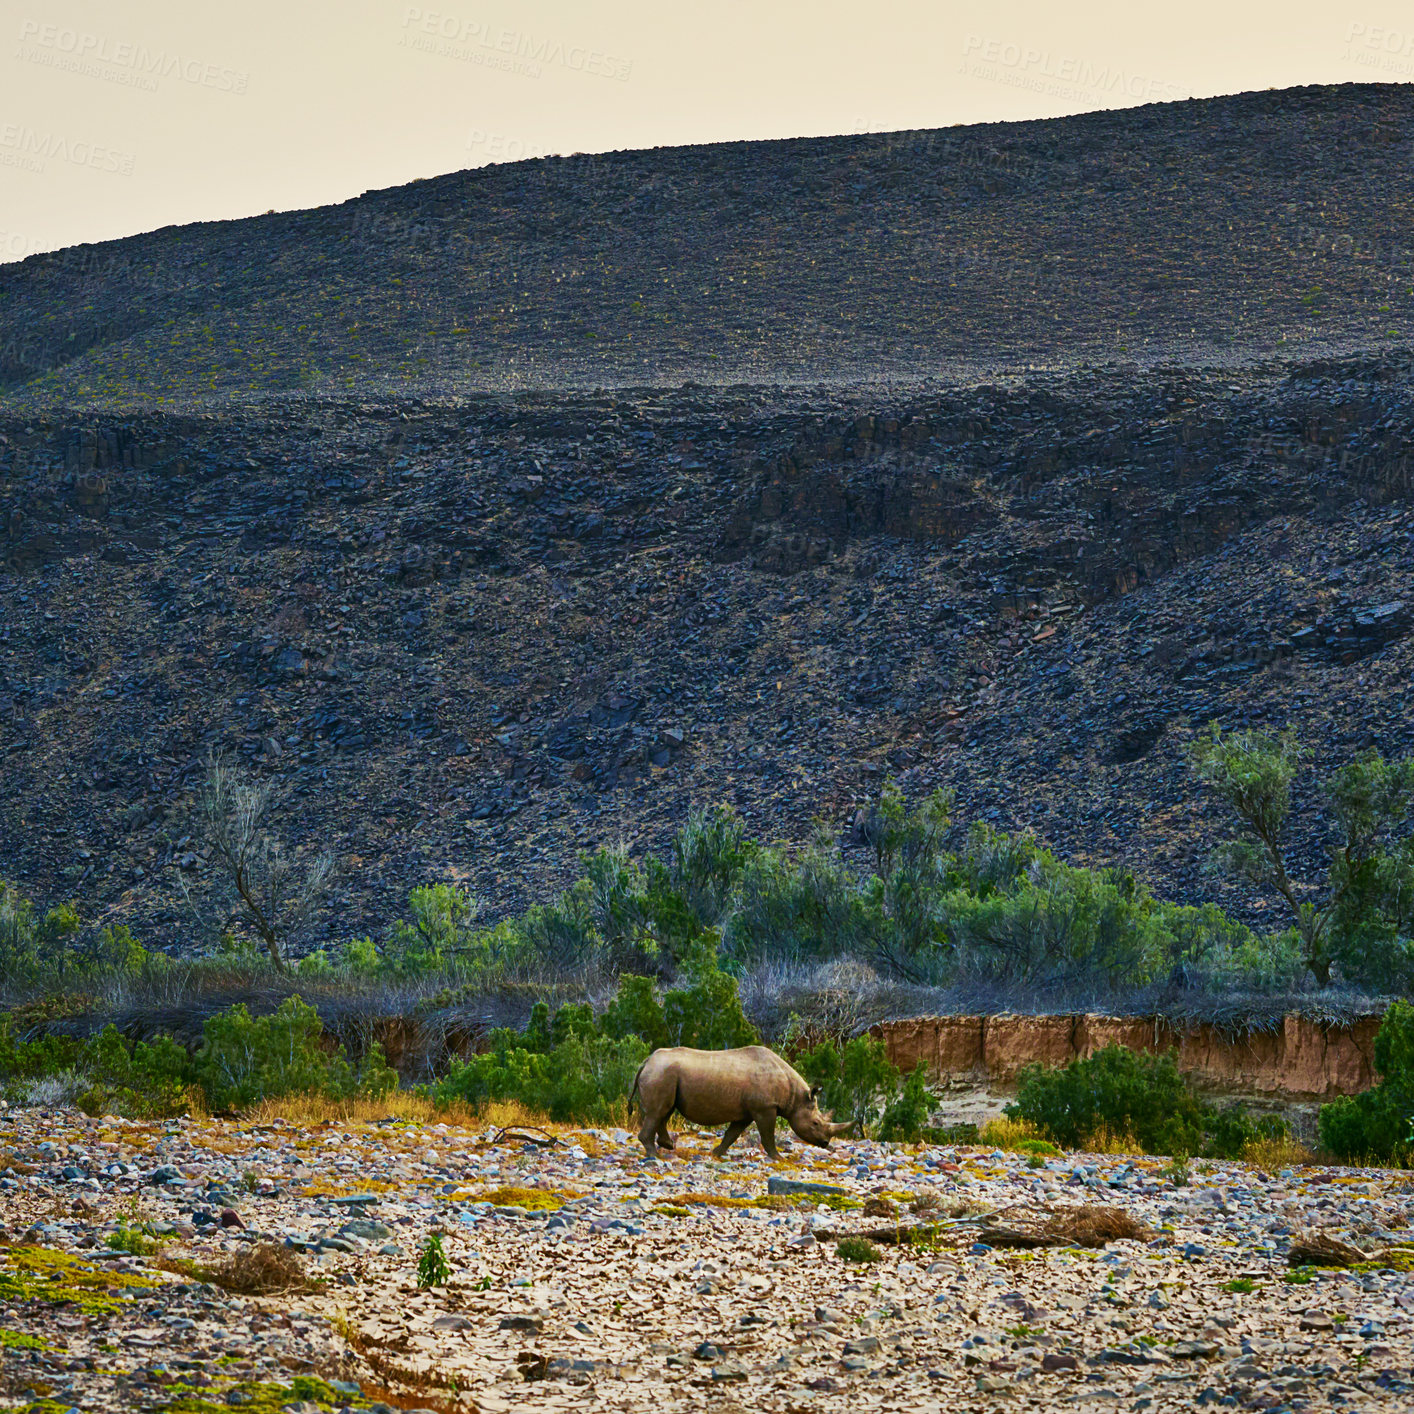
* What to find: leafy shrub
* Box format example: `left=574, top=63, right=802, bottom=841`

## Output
left=0, top=1020, right=191, bottom=1118
left=1010, top=1045, right=1295, bottom=1159
left=384, top=883, right=483, bottom=973
left=598, top=975, right=670, bottom=1050
left=598, top=966, right=757, bottom=1051
left=1203, top=1107, right=1291, bottom=1161
left=431, top=960, right=757, bottom=1122
left=668, top=804, right=757, bottom=923
left=75, top=1028, right=196, bottom=1118
left=417, top=1232, right=451, bottom=1288
left=662, top=965, right=758, bottom=1050
left=0, top=883, right=145, bottom=986
left=195, top=996, right=396, bottom=1112
left=877, top=1061, right=936, bottom=1142
left=1010, top=1045, right=1206, bottom=1156
left=1319, top=1000, right=1414, bottom=1164
left=431, top=1031, right=650, bottom=1123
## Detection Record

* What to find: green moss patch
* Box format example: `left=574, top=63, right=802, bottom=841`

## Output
left=0, top=1329, right=52, bottom=1350
left=480, top=1185, right=568, bottom=1211
left=0, top=1245, right=162, bottom=1313
left=162, top=1376, right=359, bottom=1413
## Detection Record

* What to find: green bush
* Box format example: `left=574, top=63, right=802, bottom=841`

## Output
left=1202, top=1106, right=1291, bottom=1161
left=0, top=883, right=145, bottom=986
left=599, top=975, right=671, bottom=1050
left=76, top=1027, right=195, bottom=1117
left=662, top=965, right=758, bottom=1050
left=1009, top=1045, right=1207, bottom=1156
left=669, top=804, right=757, bottom=924
left=434, top=962, right=757, bottom=1123
left=878, top=1062, right=936, bottom=1143
left=195, top=996, right=396, bottom=1112
left=432, top=1031, right=650, bottom=1123
left=1319, top=1000, right=1414, bottom=1164
left=1009, top=1044, right=1294, bottom=1158
left=417, top=1232, right=451, bottom=1288
left=0, top=1019, right=190, bottom=1118
left=836, top=1236, right=882, bottom=1263
left=597, top=966, right=757, bottom=1052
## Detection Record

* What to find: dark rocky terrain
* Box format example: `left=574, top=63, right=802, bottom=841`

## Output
left=1, top=84, right=1413, bottom=403
left=2, top=83, right=1414, bottom=951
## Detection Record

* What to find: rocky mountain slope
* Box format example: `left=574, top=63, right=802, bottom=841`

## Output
left=2, top=346, right=1413, bottom=949
left=2, top=84, right=1414, bottom=951
left=1, top=84, right=1413, bottom=404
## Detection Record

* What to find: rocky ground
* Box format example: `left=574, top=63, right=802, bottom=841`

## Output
left=3, top=1103, right=1413, bottom=1413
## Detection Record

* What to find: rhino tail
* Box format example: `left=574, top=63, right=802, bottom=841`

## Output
left=629, top=1059, right=648, bottom=1115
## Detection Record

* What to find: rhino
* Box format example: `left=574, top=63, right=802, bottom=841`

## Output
left=630, top=1044, right=853, bottom=1160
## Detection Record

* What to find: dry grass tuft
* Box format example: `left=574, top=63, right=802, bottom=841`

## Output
left=862, top=1196, right=899, bottom=1219
left=979, top=1203, right=1154, bottom=1250
left=1039, top=1204, right=1153, bottom=1248
left=978, top=1116, right=1046, bottom=1150
left=244, top=1091, right=477, bottom=1127
left=161, top=1241, right=312, bottom=1295
left=243, top=1092, right=578, bottom=1133
left=1244, top=1135, right=1314, bottom=1170
left=1079, top=1124, right=1144, bottom=1156
left=1286, top=1231, right=1368, bottom=1268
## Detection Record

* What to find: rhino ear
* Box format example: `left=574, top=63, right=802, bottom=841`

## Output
left=810, top=1084, right=822, bottom=1101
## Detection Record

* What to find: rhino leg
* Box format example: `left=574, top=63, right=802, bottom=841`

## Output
left=655, top=1120, right=677, bottom=1150
left=753, top=1109, right=782, bottom=1161
left=637, top=1113, right=661, bottom=1160
left=711, top=1119, right=751, bottom=1158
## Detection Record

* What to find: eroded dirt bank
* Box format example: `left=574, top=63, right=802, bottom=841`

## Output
left=873, top=1012, right=1384, bottom=1101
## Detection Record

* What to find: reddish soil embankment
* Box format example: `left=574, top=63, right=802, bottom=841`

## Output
left=871, top=1012, right=1384, bottom=1101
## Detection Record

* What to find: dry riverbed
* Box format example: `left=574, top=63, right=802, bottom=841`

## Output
left=3, top=1103, right=1414, bottom=1413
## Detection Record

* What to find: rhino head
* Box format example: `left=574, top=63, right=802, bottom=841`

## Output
left=788, top=1086, right=856, bottom=1148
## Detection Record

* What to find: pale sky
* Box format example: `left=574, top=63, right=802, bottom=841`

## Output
left=2, top=1, right=1412, bottom=261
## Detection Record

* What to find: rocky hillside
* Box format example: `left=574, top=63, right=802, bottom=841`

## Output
left=1, top=85, right=1413, bottom=404
left=2, top=344, right=1413, bottom=949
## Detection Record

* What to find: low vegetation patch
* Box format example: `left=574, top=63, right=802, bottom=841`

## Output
left=479, top=1186, right=568, bottom=1211
left=835, top=1236, right=883, bottom=1263
left=0, top=1245, right=160, bottom=1312
left=1008, top=1044, right=1293, bottom=1159
left=158, top=1242, right=311, bottom=1296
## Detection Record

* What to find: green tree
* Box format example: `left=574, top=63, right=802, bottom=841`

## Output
left=1190, top=726, right=1414, bottom=986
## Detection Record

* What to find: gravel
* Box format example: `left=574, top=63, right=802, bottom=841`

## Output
left=3, top=1103, right=1414, bottom=1411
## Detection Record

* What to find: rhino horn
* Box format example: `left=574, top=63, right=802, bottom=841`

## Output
left=827, top=1120, right=855, bottom=1137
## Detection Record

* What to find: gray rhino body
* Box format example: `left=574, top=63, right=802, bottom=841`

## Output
left=630, top=1044, right=852, bottom=1159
